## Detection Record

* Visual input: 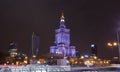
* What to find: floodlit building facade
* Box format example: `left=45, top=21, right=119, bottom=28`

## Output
left=50, top=12, right=76, bottom=57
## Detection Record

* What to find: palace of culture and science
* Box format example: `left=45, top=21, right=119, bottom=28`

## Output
left=50, top=12, right=76, bottom=57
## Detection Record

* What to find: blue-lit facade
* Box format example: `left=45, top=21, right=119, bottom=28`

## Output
left=50, top=13, right=76, bottom=57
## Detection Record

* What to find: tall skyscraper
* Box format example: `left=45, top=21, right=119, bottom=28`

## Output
left=91, top=44, right=97, bottom=56
left=50, top=12, right=76, bottom=57
left=8, top=41, right=17, bottom=57
left=32, top=32, right=39, bottom=56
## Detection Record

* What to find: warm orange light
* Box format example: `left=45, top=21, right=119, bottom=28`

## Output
left=107, top=42, right=118, bottom=47
left=93, top=56, right=97, bottom=59
left=32, top=55, right=36, bottom=58
left=113, top=42, right=117, bottom=46
left=80, top=56, right=84, bottom=59
left=107, top=43, right=112, bottom=46
left=24, top=60, right=28, bottom=64
left=25, top=56, right=28, bottom=59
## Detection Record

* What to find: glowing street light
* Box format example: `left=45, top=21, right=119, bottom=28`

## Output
left=107, top=42, right=118, bottom=47
left=113, top=42, right=117, bottom=46
left=107, top=43, right=112, bottom=47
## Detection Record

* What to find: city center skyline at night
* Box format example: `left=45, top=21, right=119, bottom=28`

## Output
left=0, top=0, right=120, bottom=60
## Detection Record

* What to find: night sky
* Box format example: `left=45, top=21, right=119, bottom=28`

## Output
left=0, top=0, right=120, bottom=59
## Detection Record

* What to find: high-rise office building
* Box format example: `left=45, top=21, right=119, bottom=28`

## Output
left=32, top=32, right=39, bottom=56
left=50, top=12, right=76, bottom=57
left=8, top=41, right=17, bottom=57
left=91, top=44, right=97, bottom=56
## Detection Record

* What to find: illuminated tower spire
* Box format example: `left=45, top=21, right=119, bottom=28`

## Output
left=60, top=11, right=66, bottom=28
left=61, top=11, right=64, bottom=19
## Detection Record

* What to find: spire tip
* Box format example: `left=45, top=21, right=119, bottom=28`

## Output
left=61, top=10, right=64, bottom=19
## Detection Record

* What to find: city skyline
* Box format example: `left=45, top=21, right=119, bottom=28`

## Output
left=0, top=0, right=120, bottom=59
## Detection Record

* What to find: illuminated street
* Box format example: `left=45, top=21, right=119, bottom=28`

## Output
left=0, top=64, right=70, bottom=72
left=0, top=64, right=120, bottom=72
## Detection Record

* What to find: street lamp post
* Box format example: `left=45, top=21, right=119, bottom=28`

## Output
left=117, top=31, right=120, bottom=63
left=107, top=42, right=118, bottom=61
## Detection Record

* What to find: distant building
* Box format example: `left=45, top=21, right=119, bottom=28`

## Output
left=91, top=44, right=97, bottom=56
left=50, top=12, right=76, bottom=57
left=31, top=32, right=39, bottom=56
left=8, top=42, right=17, bottom=57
